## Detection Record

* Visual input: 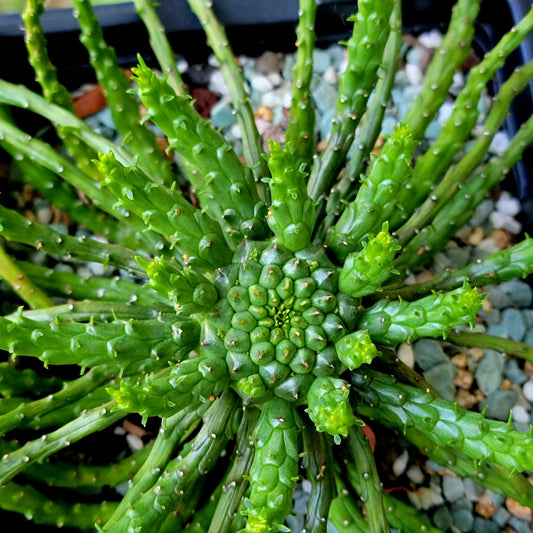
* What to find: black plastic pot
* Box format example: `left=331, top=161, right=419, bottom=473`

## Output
left=0, top=0, right=531, bottom=210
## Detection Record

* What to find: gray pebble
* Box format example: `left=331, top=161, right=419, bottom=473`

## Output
left=312, top=49, right=331, bottom=74
left=444, top=245, right=471, bottom=270
left=462, top=479, right=485, bottom=502
left=407, top=487, right=444, bottom=510
left=492, top=507, right=511, bottom=526
left=477, top=307, right=500, bottom=325
left=406, top=465, right=425, bottom=484
left=326, top=44, right=345, bottom=70
left=521, top=309, right=533, bottom=330
left=319, top=107, right=336, bottom=141
left=432, top=252, right=452, bottom=274
left=449, top=501, right=474, bottom=532
left=469, top=199, right=495, bottom=227
left=312, top=79, right=338, bottom=115
left=472, top=517, right=500, bottom=533
left=475, top=349, right=505, bottom=395
left=523, top=379, right=533, bottom=402
left=509, top=517, right=532, bottom=533
left=424, top=362, right=456, bottom=401
left=432, top=505, right=453, bottom=530
left=413, top=339, right=449, bottom=370
left=485, top=323, right=510, bottom=339
left=210, top=99, right=236, bottom=129
left=424, top=119, right=442, bottom=140
left=479, top=389, right=518, bottom=421
left=524, top=328, right=533, bottom=347
left=442, top=476, right=464, bottom=502
left=501, top=308, right=526, bottom=342
left=504, top=359, right=528, bottom=385
left=498, top=280, right=532, bottom=308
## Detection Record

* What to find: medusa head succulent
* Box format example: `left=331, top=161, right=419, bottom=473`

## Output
left=0, top=0, right=532, bottom=530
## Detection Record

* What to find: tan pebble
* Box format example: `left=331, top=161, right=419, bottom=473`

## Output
left=474, top=389, right=485, bottom=402
left=524, top=361, right=533, bottom=376
left=467, top=226, right=484, bottom=245
left=397, top=343, right=415, bottom=369
left=501, top=379, right=512, bottom=390
left=455, top=225, right=473, bottom=242
left=372, top=135, right=386, bottom=154
left=506, top=498, right=533, bottom=521
left=451, top=353, right=468, bottom=369
left=475, top=493, right=498, bottom=519
left=468, top=347, right=484, bottom=362
left=414, top=269, right=434, bottom=283
left=254, top=105, right=274, bottom=121
left=156, top=137, right=172, bottom=160
left=317, top=139, right=328, bottom=152
left=481, top=298, right=492, bottom=313
left=455, top=389, right=479, bottom=409
left=454, top=369, right=474, bottom=390
left=489, top=229, right=512, bottom=249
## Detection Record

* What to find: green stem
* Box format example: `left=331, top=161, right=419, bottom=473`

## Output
left=133, top=0, right=187, bottom=96
left=0, top=401, right=124, bottom=485
left=346, top=425, right=389, bottom=533
left=0, top=242, right=53, bottom=309
left=186, top=0, right=270, bottom=200
left=447, top=330, right=533, bottom=364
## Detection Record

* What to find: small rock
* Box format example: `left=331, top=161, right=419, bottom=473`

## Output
left=478, top=228, right=513, bottom=253
left=432, top=506, right=453, bottom=530
left=255, top=51, right=285, bottom=73
left=250, top=73, right=273, bottom=93
left=254, top=105, right=274, bottom=121
left=210, top=99, right=236, bottom=128
left=500, top=280, right=533, bottom=308
left=449, top=500, right=474, bottom=532
left=326, top=44, right=346, bottom=70
left=489, top=212, right=521, bottom=234
left=506, top=498, right=533, bottom=521
left=442, top=476, right=464, bottom=502
left=492, top=507, right=511, bottom=526
left=425, top=362, right=456, bottom=401
left=469, top=199, right=494, bottom=227
left=35, top=199, right=53, bottom=225
left=312, top=49, right=331, bottom=74
left=413, top=339, right=449, bottom=370
left=397, top=343, right=415, bottom=369
left=424, top=119, right=441, bottom=140
left=432, top=252, right=452, bottom=274
left=463, top=479, right=485, bottom=502
left=472, top=517, right=499, bottom=533
left=405, top=63, right=423, bottom=85
left=408, top=487, right=444, bottom=510
left=508, top=517, right=532, bottom=533
left=405, top=45, right=422, bottom=65
left=176, top=57, right=188, bottom=73
left=504, top=359, right=528, bottom=385
left=475, top=491, right=498, bottom=518
left=208, top=70, right=230, bottom=96
left=126, top=433, right=144, bottom=452
left=501, top=308, right=526, bottom=342
left=267, top=72, right=282, bottom=87
left=479, top=389, right=518, bottom=421
left=486, top=285, right=514, bottom=309
left=467, top=226, right=484, bottom=245
left=406, top=465, right=425, bottom=484
left=323, top=66, right=338, bottom=85
left=522, top=380, right=533, bottom=402
left=392, top=449, right=409, bottom=477
left=489, top=130, right=510, bottom=154
left=511, top=404, right=529, bottom=424
left=438, top=101, right=454, bottom=125
left=312, top=79, right=338, bottom=114
left=496, top=191, right=521, bottom=217
left=451, top=353, right=468, bottom=369
left=475, top=349, right=505, bottom=395
left=521, top=309, right=533, bottom=329
left=454, top=368, right=474, bottom=390
left=418, top=29, right=443, bottom=48
left=444, top=245, right=471, bottom=270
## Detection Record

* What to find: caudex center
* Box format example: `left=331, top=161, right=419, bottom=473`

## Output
left=210, top=243, right=361, bottom=411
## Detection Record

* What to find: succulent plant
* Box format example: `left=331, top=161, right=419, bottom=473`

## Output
left=0, top=0, right=532, bottom=531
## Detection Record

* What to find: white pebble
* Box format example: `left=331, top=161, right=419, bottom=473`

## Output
left=489, top=131, right=510, bottom=154
left=126, top=433, right=144, bottom=452
left=208, top=70, right=229, bottom=96
left=323, top=66, right=338, bottom=85
left=207, top=54, right=219, bottom=67
left=176, top=58, right=188, bottom=74
left=267, top=72, right=282, bottom=87
left=523, top=380, right=533, bottom=402
left=230, top=123, right=242, bottom=139
left=261, top=91, right=283, bottom=108
left=489, top=211, right=521, bottom=234
left=438, top=101, right=454, bottom=125
left=405, top=63, right=423, bottom=85
left=392, top=449, right=409, bottom=477
left=418, top=29, right=443, bottom=49
left=511, top=405, right=530, bottom=424
left=301, top=479, right=312, bottom=493
left=496, top=191, right=521, bottom=217
left=397, top=343, right=415, bottom=369
left=251, top=74, right=273, bottom=93
left=407, top=465, right=425, bottom=484
left=452, top=71, right=465, bottom=89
